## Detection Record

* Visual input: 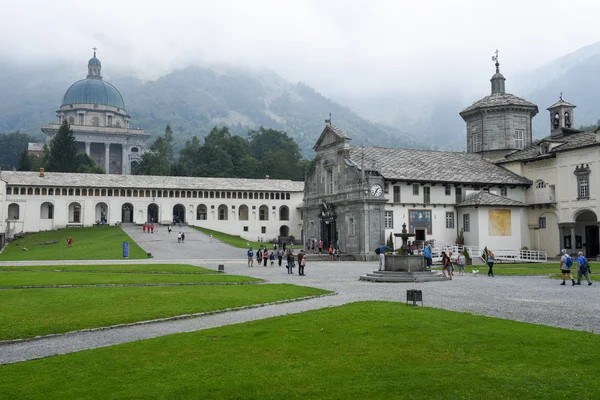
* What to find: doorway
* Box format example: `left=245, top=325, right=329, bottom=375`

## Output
left=585, top=225, right=599, bottom=257
left=122, top=203, right=134, bottom=223
left=147, top=204, right=159, bottom=223
left=173, top=204, right=185, bottom=224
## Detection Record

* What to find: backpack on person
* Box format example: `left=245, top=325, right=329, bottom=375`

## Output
left=584, top=258, right=591, bottom=272
left=375, top=247, right=381, bottom=255
left=565, top=254, right=573, bottom=268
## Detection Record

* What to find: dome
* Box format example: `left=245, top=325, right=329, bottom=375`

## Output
left=61, top=78, right=126, bottom=110
left=88, top=56, right=101, bottom=66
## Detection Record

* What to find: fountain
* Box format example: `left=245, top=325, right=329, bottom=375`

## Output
left=360, top=223, right=449, bottom=282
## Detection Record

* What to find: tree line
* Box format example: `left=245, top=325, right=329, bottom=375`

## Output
left=134, top=125, right=313, bottom=181
left=3, top=121, right=313, bottom=181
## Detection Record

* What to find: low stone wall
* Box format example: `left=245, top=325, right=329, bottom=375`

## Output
left=384, top=254, right=426, bottom=272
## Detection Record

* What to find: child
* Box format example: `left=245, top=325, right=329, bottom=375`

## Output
left=269, top=251, right=275, bottom=266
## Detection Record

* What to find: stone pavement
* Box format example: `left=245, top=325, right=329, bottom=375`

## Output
left=2, top=259, right=600, bottom=365
left=121, top=225, right=246, bottom=260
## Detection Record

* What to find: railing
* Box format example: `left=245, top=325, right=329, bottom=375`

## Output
left=412, top=243, right=547, bottom=263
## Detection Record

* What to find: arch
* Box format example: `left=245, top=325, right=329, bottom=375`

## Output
left=95, top=202, right=108, bottom=224
left=196, top=204, right=207, bottom=220
left=131, top=161, right=139, bottom=172
left=121, top=203, right=134, bottom=223
left=126, top=190, right=132, bottom=197
left=41, top=188, right=47, bottom=196
left=19, top=187, right=25, bottom=195
left=101, top=189, right=106, bottom=196
left=173, top=204, right=186, bottom=224
left=574, top=209, right=597, bottom=222
left=286, top=193, right=290, bottom=200
left=259, top=205, right=269, bottom=221
left=75, top=188, right=80, bottom=196
left=27, top=188, right=33, bottom=195
left=68, top=116, right=75, bottom=125
left=218, top=205, right=228, bottom=220
left=131, top=147, right=139, bottom=153
left=49, top=188, right=54, bottom=195
left=34, top=188, right=40, bottom=195
left=145, top=190, right=151, bottom=197
left=279, top=205, right=290, bottom=221
left=8, top=203, right=19, bottom=219
left=133, top=190, right=138, bottom=197
left=238, top=204, right=249, bottom=221
left=147, top=203, right=159, bottom=223
left=6, top=187, right=11, bottom=195
left=270, top=193, right=274, bottom=200
left=279, top=225, right=290, bottom=237
left=68, top=188, right=74, bottom=196
left=535, top=180, right=546, bottom=189
left=68, top=202, right=82, bottom=223
left=40, top=202, right=54, bottom=219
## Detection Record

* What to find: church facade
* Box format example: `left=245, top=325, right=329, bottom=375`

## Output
left=41, top=51, right=150, bottom=175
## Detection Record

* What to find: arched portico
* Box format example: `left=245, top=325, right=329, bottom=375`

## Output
left=173, top=204, right=185, bottom=224
left=574, top=209, right=599, bottom=257
left=279, top=225, right=289, bottom=237
left=68, top=202, right=82, bottom=223
left=122, top=203, right=134, bottom=223
left=147, top=204, right=159, bottom=223
left=95, top=202, right=108, bottom=224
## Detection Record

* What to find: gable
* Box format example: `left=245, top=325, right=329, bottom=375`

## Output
left=313, top=125, right=351, bottom=152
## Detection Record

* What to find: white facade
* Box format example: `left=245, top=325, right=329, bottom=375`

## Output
left=0, top=171, right=304, bottom=243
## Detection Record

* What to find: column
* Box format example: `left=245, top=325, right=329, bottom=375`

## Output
left=570, top=226, right=576, bottom=253
left=121, top=145, right=128, bottom=175
left=104, top=143, right=110, bottom=174
left=85, top=142, right=91, bottom=157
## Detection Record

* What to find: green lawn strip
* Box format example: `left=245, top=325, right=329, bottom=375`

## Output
left=194, top=227, right=264, bottom=249
left=0, top=227, right=147, bottom=260
left=464, top=262, right=599, bottom=278
left=0, top=271, right=261, bottom=287
left=1, top=301, right=599, bottom=399
left=0, top=264, right=214, bottom=274
left=0, top=284, right=328, bottom=340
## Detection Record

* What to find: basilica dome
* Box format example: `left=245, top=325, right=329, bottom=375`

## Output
left=61, top=51, right=126, bottom=110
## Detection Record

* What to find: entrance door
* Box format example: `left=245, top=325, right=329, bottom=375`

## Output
left=122, top=204, right=134, bottom=223
left=148, top=204, right=159, bottom=223
left=173, top=204, right=185, bottom=224
left=585, top=225, right=599, bottom=257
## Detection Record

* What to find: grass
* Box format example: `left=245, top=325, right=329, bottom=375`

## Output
left=464, top=262, right=599, bottom=279
left=194, top=227, right=265, bottom=249
left=0, top=264, right=214, bottom=274
left=0, top=227, right=147, bottom=260
left=0, top=284, right=328, bottom=340
left=0, top=271, right=261, bottom=287
left=2, top=302, right=600, bottom=399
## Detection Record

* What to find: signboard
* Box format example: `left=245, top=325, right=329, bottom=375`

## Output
left=409, top=209, right=432, bottom=235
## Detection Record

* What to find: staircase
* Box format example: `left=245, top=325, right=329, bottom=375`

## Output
left=360, top=270, right=449, bottom=283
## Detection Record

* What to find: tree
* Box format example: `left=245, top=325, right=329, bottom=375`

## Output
left=47, top=120, right=79, bottom=172
left=77, top=153, right=105, bottom=174
left=17, top=150, right=32, bottom=171
left=0, top=132, right=37, bottom=169
left=134, top=125, right=176, bottom=176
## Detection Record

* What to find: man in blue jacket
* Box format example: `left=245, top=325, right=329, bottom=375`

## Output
left=423, top=242, right=432, bottom=270
left=378, top=243, right=392, bottom=271
left=576, top=251, right=592, bottom=286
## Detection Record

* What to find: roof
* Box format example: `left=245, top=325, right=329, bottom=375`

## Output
left=460, top=92, right=538, bottom=117
left=62, top=78, right=126, bottom=110
left=348, top=146, right=531, bottom=186
left=0, top=171, right=305, bottom=192
left=27, top=143, right=44, bottom=152
left=88, top=56, right=102, bottom=66
left=547, top=99, right=576, bottom=110
left=497, top=130, right=599, bottom=164
left=313, top=124, right=350, bottom=151
left=456, top=191, right=526, bottom=207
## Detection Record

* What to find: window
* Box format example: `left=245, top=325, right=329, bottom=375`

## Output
left=6, top=187, right=11, bottom=195
left=196, top=205, right=207, bottom=220
left=243, top=226, right=249, bottom=232
left=444, top=185, right=451, bottom=196
left=578, top=175, right=589, bottom=199
left=218, top=205, right=228, bottom=220
left=423, top=187, right=430, bottom=204
left=463, top=214, right=470, bottom=232
left=445, top=212, right=454, bottom=229
left=393, top=186, right=401, bottom=203
left=535, top=180, right=546, bottom=189
left=384, top=211, right=393, bottom=229
left=500, top=187, right=507, bottom=197
left=349, top=217, right=356, bottom=236
left=412, top=183, right=419, bottom=196
left=261, top=226, right=266, bottom=234
left=78, top=114, right=84, bottom=125
left=455, top=187, right=463, bottom=203
left=259, top=205, right=269, bottom=221
left=539, top=217, right=546, bottom=229
left=107, top=115, right=113, bottom=126
left=472, top=133, right=482, bottom=152
left=515, top=129, right=524, bottom=149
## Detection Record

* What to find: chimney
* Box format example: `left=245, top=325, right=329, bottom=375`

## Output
left=39, top=168, right=44, bottom=177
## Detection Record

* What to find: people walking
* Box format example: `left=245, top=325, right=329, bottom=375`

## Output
left=168, top=226, right=172, bottom=234
left=247, top=247, right=254, bottom=267
left=209, top=234, right=213, bottom=243
left=277, top=248, right=283, bottom=266
left=457, top=251, right=466, bottom=276
left=263, top=249, right=269, bottom=267
left=287, top=249, right=295, bottom=274
left=576, top=251, right=593, bottom=286
left=328, top=245, right=334, bottom=261
left=257, top=248, right=263, bottom=265
left=181, top=232, right=185, bottom=243
left=487, top=250, right=495, bottom=277
left=298, top=249, right=306, bottom=276
left=270, top=251, right=275, bottom=266
left=177, top=232, right=182, bottom=243
left=441, top=251, right=452, bottom=279
left=423, top=242, right=432, bottom=270
left=377, top=243, right=392, bottom=271
left=318, top=239, right=323, bottom=255
left=560, top=249, right=575, bottom=286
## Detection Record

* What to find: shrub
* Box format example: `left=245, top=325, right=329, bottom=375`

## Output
left=463, top=247, right=471, bottom=260
left=387, top=232, right=394, bottom=251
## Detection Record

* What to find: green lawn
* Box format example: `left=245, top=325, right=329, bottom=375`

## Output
left=464, top=262, right=599, bottom=278
left=0, top=271, right=261, bottom=287
left=0, top=227, right=147, bottom=260
left=193, top=227, right=265, bottom=249
left=0, top=264, right=214, bottom=274
left=2, top=302, right=599, bottom=399
left=0, top=284, right=328, bottom=340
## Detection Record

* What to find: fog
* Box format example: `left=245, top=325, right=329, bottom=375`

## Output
left=1, top=0, right=599, bottom=98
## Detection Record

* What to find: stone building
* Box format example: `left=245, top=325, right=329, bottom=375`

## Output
left=41, top=51, right=150, bottom=174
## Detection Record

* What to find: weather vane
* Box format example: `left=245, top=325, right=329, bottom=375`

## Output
left=491, top=49, right=499, bottom=65
left=325, top=112, right=332, bottom=125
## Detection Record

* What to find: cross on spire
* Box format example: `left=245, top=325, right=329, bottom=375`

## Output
left=325, top=112, right=332, bottom=125
left=560, top=92, right=563, bottom=101
left=492, top=49, right=500, bottom=72
left=92, top=46, right=97, bottom=57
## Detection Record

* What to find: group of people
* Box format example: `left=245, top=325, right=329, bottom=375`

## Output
left=439, top=250, right=467, bottom=279
left=560, top=249, right=593, bottom=286
left=247, top=245, right=306, bottom=275
left=142, top=223, right=155, bottom=233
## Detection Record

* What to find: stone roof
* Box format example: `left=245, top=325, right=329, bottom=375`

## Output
left=547, top=99, right=576, bottom=109
left=460, top=92, right=538, bottom=117
left=0, top=171, right=305, bottom=192
left=497, top=130, right=600, bottom=164
left=348, top=146, right=531, bottom=186
left=456, top=191, right=526, bottom=207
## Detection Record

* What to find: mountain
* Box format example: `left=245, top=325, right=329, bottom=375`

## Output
left=0, top=63, right=420, bottom=157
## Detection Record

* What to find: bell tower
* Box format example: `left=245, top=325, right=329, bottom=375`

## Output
left=547, top=94, right=576, bottom=138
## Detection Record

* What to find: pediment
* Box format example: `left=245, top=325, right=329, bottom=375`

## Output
left=313, top=125, right=351, bottom=152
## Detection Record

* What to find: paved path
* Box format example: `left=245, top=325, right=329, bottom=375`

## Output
left=2, top=260, right=600, bottom=365
left=121, top=225, right=246, bottom=260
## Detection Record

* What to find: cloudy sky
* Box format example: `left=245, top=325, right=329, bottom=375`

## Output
left=1, top=0, right=599, bottom=98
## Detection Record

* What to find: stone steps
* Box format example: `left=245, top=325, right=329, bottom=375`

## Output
left=360, top=270, right=450, bottom=283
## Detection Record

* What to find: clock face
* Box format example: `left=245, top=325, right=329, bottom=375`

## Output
left=370, top=184, right=383, bottom=196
